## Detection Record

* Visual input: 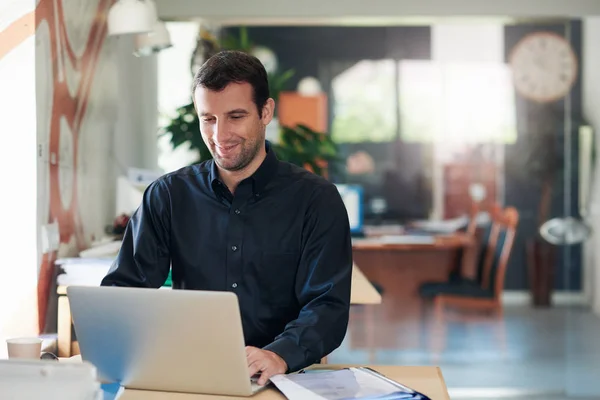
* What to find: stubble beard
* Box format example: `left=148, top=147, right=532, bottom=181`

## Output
left=213, top=136, right=263, bottom=172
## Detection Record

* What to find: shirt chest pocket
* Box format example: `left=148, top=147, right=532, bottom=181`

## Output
left=257, top=251, right=299, bottom=306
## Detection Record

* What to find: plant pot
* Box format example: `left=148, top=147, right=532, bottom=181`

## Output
left=527, top=237, right=556, bottom=307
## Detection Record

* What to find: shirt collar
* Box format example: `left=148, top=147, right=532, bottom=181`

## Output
left=209, top=140, right=278, bottom=196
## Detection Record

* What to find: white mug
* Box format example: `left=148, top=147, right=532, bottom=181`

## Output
left=6, top=337, right=42, bottom=359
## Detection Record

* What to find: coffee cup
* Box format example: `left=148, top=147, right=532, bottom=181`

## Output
left=6, top=337, right=43, bottom=359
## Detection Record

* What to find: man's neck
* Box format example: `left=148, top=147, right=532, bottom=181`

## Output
left=219, top=147, right=267, bottom=194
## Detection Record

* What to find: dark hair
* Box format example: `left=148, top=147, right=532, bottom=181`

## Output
left=192, top=50, right=270, bottom=117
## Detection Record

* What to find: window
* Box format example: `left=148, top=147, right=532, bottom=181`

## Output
left=331, top=60, right=397, bottom=143
left=331, top=59, right=517, bottom=146
left=157, top=22, right=201, bottom=173
left=399, top=60, right=517, bottom=145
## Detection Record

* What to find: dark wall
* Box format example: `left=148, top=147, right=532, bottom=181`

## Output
left=228, top=26, right=430, bottom=88
left=503, top=20, right=583, bottom=291
left=229, top=26, right=434, bottom=222
left=227, top=23, right=583, bottom=291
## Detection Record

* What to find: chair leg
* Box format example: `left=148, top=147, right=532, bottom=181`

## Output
left=57, top=294, right=72, bottom=358
left=493, top=306, right=507, bottom=355
left=429, top=297, right=446, bottom=358
left=366, top=305, right=376, bottom=364
left=419, top=298, right=431, bottom=348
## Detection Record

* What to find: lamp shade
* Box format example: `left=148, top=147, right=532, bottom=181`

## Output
left=250, top=46, right=278, bottom=74
left=297, top=77, right=322, bottom=96
left=134, top=20, right=172, bottom=56
left=107, top=0, right=155, bottom=36
left=540, top=217, right=592, bottom=245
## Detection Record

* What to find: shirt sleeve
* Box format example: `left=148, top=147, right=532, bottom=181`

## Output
left=101, top=179, right=172, bottom=288
left=263, top=183, right=353, bottom=372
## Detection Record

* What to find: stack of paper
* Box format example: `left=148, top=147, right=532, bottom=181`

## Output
left=0, top=359, right=102, bottom=400
left=270, top=367, right=431, bottom=399
left=379, top=235, right=435, bottom=245
left=56, top=258, right=114, bottom=286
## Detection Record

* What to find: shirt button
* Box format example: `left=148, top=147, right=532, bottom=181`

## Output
left=231, top=245, right=238, bottom=251
left=232, top=283, right=238, bottom=288
left=235, top=209, right=241, bottom=215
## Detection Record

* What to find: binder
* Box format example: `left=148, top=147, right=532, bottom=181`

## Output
left=270, top=366, right=432, bottom=400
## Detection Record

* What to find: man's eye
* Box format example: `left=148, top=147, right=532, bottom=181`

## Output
left=231, top=115, right=244, bottom=119
left=202, top=118, right=214, bottom=123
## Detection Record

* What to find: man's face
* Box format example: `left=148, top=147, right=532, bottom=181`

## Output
left=194, top=82, right=273, bottom=172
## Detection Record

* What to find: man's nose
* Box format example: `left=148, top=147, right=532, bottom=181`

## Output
left=213, top=120, right=233, bottom=144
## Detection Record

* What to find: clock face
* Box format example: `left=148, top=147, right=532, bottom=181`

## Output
left=509, top=32, right=577, bottom=103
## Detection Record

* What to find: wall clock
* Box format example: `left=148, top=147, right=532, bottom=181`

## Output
left=509, top=31, right=578, bottom=103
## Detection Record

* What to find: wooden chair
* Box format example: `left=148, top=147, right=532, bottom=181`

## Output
left=424, top=202, right=497, bottom=287
left=465, top=200, right=482, bottom=236
left=419, top=206, right=519, bottom=353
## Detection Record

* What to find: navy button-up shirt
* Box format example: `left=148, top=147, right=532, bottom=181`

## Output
left=101, top=142, right=353, bottom=372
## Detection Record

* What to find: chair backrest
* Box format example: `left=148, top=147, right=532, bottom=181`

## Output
left=468, top=203, right=498, bottom=286
left=465, top=201, right=480, bottom=236
left=480, top=206, right=519, bottom=300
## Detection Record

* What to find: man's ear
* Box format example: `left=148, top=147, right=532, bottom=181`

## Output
left=261, top=98, right=275, bottom=125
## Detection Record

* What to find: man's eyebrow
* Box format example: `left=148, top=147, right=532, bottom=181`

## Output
left=199, top=109, right=249, bottom=117
left=227, top=109, right=249, bottom=115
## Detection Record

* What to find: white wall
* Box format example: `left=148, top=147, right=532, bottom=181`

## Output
left=0, top=0, right=39, bottom=353
left=582, top=17, right=600, bottom=316
left=114, top=35, right=159, bottom=174
left=0, top=0, right=159, bottom=351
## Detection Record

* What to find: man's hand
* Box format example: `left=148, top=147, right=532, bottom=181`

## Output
left=246, top=346, right=288, bottom=386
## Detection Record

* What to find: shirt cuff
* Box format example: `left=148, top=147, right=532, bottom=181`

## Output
left=262, top=338, right=309, bottom=373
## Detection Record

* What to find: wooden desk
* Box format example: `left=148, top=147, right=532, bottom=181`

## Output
left=352, top=233, right=477, bottom=298
left=352, top=232, right=473, bottom=251
left=349, top=233, right=477, bottom=351
left=117, top=365, right=450, bottom=400
left=57, top=265, right=382, bottom=357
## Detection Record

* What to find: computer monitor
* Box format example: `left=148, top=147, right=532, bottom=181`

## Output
left=335, top=184, right=364, bottom=235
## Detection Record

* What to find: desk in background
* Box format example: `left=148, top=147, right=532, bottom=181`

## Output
left=349, top=232, right=476, bottom=351
left=352, top=232, right=476, bottom=299
left=57, top=264, right=382, bottom=358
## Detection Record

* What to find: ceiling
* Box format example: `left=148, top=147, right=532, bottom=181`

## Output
left=155, top=0, right=600, bottom=25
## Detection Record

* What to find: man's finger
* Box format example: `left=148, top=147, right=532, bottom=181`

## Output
left=246, top=350, right=262, bottom=370
left=245, top=346, right=258, bottom=357
left=248, top=359, right=264, bottom=378
left=257, top=368, right=273, bottom=386
left=247, top=350, right=266, bottom=378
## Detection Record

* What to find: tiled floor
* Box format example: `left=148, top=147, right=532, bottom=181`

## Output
left=329, top=304, right=600, bottom=399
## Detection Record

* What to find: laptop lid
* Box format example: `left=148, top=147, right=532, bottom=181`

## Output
left=67, top=286, right=255, bottom=396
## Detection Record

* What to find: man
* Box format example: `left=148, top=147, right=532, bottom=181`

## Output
left=101, top=50, right=352, bottom=385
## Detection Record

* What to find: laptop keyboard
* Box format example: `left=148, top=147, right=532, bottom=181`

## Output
left=250, top=376, right=265, bottom=393
left=251, top=381, right=262, bottom=393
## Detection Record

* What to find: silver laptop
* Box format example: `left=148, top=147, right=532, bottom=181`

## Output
left=67, top=286, right=266, bottom=396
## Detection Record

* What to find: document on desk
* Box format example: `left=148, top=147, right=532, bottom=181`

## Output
left=270, top=367, right=431, bottom=400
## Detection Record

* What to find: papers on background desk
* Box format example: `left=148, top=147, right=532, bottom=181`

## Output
left=410, top=212, right=491, bottom=234
left=270, top=367, right=431, bottom=400
left=378, top=235, right=435, bottom=244
left=352, top=235, right=435, bottom=246
left=56, top=258, right=114, bottom=286
left=409, top=216, right=469, bottom=234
